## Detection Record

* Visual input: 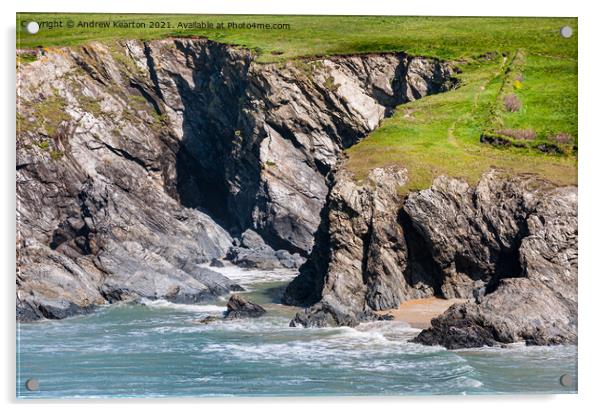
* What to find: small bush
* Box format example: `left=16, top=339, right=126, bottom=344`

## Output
left=503, top=94, right=522, bottom=112
left=35, top=140, right=50, bottom=150
left=551, top=132, right=573, bottom=145
left=50, top=150, right=64, bottom=160
left=324, top=75, right=340, bottom=92
left=496, top=128, right=536, bottom=140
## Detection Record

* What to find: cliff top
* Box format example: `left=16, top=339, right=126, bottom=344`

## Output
left=17, top=14, right=576, bottom=62
left=16, top=14, right=577, bottom=191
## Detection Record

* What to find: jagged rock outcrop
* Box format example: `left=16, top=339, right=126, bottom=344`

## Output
left=285, top=166, right=438, bottom=324
left=413, top=182, right=577, bottom=348
left=136, top=39, right=455, bottom=254
left=285, top=169, right=577, bottom=349
left=17, top=41, right=240, bottom=320
left=224, top=294, right=267, bottom=319
left=17, top=38, right=455, bottom=320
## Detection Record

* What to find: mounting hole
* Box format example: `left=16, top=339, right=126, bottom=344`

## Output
left=25, top=378, right=39, bottom=391
left=559, top=373, right=573, bottom=387
left=560, top=26, right=573, bottom=38
left=26, top=21, right=40, bottom=34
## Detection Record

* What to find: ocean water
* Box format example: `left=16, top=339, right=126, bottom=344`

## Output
left=16, top=266, right=577, bottom=398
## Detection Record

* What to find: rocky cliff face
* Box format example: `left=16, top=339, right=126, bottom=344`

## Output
left=286, top=168, right=577, bottom=348
left=17, top=38, right=455, bottom=320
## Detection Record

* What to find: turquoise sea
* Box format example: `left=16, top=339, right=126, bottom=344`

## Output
left=16, top=266, right=577, bottom=398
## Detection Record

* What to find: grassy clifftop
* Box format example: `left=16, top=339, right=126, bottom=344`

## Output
left=346, top=51, right=577, bottom=191
left=16, top=13, right=577, bottom=190
left=17, top=14, right=576, bottom=62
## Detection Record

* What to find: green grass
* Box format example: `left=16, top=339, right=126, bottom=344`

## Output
left=346, top=55, right=577, bottom=192
left=17, top=14, right=576, bottom=62
left=24, top=91, right=70, bottom=137
left=497, top=54, right=577, bottom=143
left=16, top=13, right=577, bottom=190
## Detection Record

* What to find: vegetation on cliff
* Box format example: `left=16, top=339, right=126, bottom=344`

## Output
left=17, top=14, right=577, bottom=192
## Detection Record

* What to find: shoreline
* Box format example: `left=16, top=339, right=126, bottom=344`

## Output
left=376, top=297, right=467, bottom=329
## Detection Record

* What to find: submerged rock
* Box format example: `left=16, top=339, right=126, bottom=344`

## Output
left=193, top=315, right=222, bottom=324
left=225, top=294, right=267, bottom=319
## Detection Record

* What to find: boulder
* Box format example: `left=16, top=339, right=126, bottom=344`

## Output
left=227, top=230, right=306, bottom=270
left=209, top=258, right=226, bottom=268
left=224, top=294, right=267, bottom=319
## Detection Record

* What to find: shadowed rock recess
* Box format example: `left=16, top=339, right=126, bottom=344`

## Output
left=17, top=38, right=454, bottom=321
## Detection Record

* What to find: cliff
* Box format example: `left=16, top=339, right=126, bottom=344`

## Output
left=17, top=38, right=577, bottom=350
left=16, top=38, right=454, bottom=320
left=285, top=167, right=577, bottom=348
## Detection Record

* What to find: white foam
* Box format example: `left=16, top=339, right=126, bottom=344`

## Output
left=199, top=261, right=298, bottom=285
left=140, top=299, right=225, bottom=313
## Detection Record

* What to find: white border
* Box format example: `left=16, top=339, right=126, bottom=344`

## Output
left=3, top=1, right=601, bottom=411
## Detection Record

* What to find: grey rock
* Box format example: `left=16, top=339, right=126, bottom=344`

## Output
left=240, top=229, right=269, bottom=250
left=413, top=182, right=577, bottom=349
left=209, top=258, right=226, bottom=268
left=194, top=315, right=222, bottom=324
left=290, top=300, right=360, bottom=328
left=14, top=38, right=453, bottom=321
left=275, top=250, right=305, bottom=269
left=190, top=267, right=245, bottom=294
left=284, top=166, right=430, bottom=321
left=224, top=294, right=267, bottom=319
left=227, top=231, right=306, bottom=270
left=226, top=246, right=281, bottom=270
left=290, top=295, right=393, bottom=328
left=286, top=169, right=577, bottom=349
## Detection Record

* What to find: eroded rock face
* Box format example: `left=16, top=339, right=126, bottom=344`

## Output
left=17, top=39, right=454, bottom=320
left=413, top=183, right=577, bottom=348
left=286, top=169, right=577, bottom=349
left=283, top=166, right=438, bottom=315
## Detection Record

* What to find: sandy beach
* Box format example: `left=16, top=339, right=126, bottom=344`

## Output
left=376, top=297, right=467, bottom=329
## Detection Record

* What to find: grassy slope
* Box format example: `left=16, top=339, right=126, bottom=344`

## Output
left=346, top=56, right=577, bottom=192
left=16, top=13, right=577, bottom=189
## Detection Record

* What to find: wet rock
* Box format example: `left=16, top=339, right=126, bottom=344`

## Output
left=194, top=315, right=222, bottom=324
left=224, top=294, right=267, bottom=319
left=209, top=258, right=225, bottom=268
left=290, top=301, right=359, bottom=328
